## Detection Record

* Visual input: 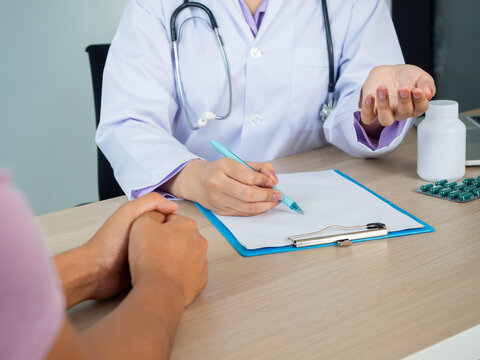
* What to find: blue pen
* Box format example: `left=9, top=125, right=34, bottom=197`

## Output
left=211, top=140, right=304, bottom=215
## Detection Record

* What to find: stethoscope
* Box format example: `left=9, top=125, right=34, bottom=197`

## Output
left=170, top=0, right=337, bottom=130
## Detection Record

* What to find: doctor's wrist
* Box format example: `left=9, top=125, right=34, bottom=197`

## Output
left=162, top=159, right=206, bottom=201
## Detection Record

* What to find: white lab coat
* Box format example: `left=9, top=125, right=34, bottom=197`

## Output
left=97, top=0, right=411, bottom=199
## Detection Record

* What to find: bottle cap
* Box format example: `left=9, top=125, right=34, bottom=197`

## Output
left=426, top=100, right=459, bottom=119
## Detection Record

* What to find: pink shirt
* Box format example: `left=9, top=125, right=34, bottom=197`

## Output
left=0, top=171, right=65, bottom=360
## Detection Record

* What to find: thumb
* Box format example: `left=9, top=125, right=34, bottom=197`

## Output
left=132, top=192, right=178, bottom=218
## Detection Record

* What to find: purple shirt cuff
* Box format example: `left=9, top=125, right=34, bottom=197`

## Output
left=131, top=160, right=194, bottom=200
left=353, top=111, right=407, bottom=150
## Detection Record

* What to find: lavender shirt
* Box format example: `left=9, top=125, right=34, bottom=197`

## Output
left=0, top=171, right=65, bottom=360
left=132, top=0, right=404, bottom=199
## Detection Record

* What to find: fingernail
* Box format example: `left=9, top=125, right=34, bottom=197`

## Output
left=427, top=89, right=433, bottom=100
left=378, top=88, right=387, bottom=100
left=413, top=91, right=422, bottom=100
left=273, top=192, right=283, bottom=202
left=399, top=89, right=409, bottom=99
left=266, top=180, right=274, bottom=188
left=365, top=96, right=373, bottom=106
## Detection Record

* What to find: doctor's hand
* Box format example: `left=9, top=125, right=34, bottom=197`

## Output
left=163, top=159, right=282, bottom=216
left=359, top=64, right=436, bottom=138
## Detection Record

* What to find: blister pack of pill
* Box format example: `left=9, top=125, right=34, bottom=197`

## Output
left=416, top=176, right=480, bottom=202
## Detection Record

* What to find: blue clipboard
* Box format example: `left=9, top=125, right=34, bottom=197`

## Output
left=195, top=170, right=435, bottom=257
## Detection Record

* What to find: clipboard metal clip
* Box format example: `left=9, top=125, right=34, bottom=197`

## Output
left=288, top=223, right=387, bottom=248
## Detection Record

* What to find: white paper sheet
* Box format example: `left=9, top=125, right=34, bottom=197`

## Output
left=215, top=170, right=423, bottom=250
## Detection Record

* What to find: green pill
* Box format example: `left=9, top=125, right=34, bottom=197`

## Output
left=444, top=182, right=457, bottom=188
left=477, top=176, right=480, bottom=180
left=429, top=186, right=443, bottom=194
left=449, top=190, right=462, bottom=199
left=464, top=185, right=475, bottom=193
left=420, top=184, right=434, bottom=192
left=473, top=188, right=480, bottom=197
left=454, top=183, right=467, bottom=190
left=459, top=192, right=473, bottom=201
left=463, top=178, right=475, bottom=185
left=439, top=188, right=453, bottom=197
left=472, top=181, right=480, bottom=187
left=435, top=179, right=448, bottom=186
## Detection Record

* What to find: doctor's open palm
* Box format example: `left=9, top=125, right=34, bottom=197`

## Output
left=359, top=64, right=436, bottom=137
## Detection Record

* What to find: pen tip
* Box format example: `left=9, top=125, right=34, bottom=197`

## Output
left=290, top=203, right=304, bottom=215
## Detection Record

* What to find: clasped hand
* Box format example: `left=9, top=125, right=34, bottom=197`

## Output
left=68, top=193, right=208, bottom=308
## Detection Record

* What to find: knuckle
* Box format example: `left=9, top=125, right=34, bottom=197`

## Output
left=183, top=217, right=197, bottom=229
left=217, top=157, right=228, bottom=166
left=377, top=101, right=390, bottom=110
left=121, top=201, right=141, bottom=220
left=264, top=162, right=274, bottom=171
left=418, top=101, right=428, bottom=110
left=215, top=158, right=229, bottom=172
left=266, top=189, right=276, bottom=201
left=396, top=106, right=412, bottom=118
left=242, top=187, right=256, bottom=202
left=244, top=173, right=257, bottom=185
left=243, top=202, right=259, bottom=215
left=205, top=176, right=220, bottom=190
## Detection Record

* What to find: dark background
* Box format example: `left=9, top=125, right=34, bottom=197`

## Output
left=392, top=0, right=480, bottom=112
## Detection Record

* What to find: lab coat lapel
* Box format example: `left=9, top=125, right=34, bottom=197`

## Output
left=254, top=0, right=286, bottom=42
left=226, top=0, right=255, bottom=42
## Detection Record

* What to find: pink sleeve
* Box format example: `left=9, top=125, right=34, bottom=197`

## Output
left=0, top=171, right=65, bottom=360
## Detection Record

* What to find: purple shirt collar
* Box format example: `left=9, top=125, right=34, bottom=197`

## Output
left=238, top=0, right=269, bottom=36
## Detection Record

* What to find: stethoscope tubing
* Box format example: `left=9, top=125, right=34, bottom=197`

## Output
left=171, top=1, right=232, bottom=130
left=171, top=0, right=336, bottom=130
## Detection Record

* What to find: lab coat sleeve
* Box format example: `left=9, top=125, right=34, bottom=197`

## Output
left=322, top=0, right=415, bottom=158
left=96, top=0, right=198, bottom=199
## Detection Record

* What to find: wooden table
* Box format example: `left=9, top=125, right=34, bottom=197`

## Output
left=38, top=127, right=480, bottom=360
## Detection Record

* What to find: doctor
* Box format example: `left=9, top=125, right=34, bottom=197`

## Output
left=97, top=0, right=435, bottom=216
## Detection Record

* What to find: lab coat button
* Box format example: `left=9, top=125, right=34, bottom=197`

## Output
left=249, top=114, right=263, bottom=127
left=249, top=47, right=262, bottom=60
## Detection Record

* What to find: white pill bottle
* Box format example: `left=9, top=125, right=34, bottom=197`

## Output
left=417, top=100, right=466, bottom=181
